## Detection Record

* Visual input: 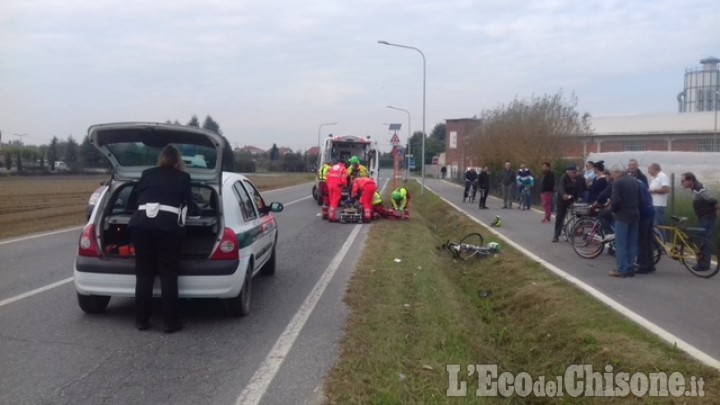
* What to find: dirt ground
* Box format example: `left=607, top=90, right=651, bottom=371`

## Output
left=0, top=173, right=312, bottom=241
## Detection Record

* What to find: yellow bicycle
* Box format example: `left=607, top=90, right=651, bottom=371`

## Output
left=654, top=216, right=719, bottom=278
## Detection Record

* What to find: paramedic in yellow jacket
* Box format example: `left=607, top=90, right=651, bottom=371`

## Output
left=347, top=156, right=369, bottom=180
left=317, top=162, right=332, bottom=218
left=391, top=187, right=411, bottom=220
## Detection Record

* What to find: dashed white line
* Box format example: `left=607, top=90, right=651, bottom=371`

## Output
left=0, top=277, right=74, bottom=308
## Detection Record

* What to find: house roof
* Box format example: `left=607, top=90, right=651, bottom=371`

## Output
left=588, top=112, right=719, bottom=136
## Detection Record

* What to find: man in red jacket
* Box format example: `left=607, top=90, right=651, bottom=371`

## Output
left=326, top=161, right=348, bottom=222
left=351, top=176, right=378, bottom=222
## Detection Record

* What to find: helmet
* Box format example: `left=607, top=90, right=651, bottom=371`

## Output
left=392, top=191, right=403, bottom=201
left=487, top=242, right=500, bottom=251
left=350, top=156, right=360, bottom=165
left=490, top=215, right=502, bottom=227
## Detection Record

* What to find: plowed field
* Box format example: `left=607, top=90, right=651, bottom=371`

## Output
left=0, top=173, right=312, bottom=240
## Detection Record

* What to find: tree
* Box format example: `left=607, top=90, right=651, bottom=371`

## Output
left=269, top=144, right=280, bottom=161
left=202, top=115, right=222, bottom=135
left=187, top=115, right=200, bottom=128
left=429, top=122, right=447, bottom=146
left=48, top=137, right=59, bottom=170
left=80, top=135, right=107, bottom=168
left=65, top=135, right=79, bottom=166
left=468, top=91, right=589, bottom=174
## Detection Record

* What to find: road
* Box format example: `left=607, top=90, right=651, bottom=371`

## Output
left=425, top=178, right=720, bottom=367
left=2, top=177, right=718, bottom=404
left=0, top=181, right=368, bottom=405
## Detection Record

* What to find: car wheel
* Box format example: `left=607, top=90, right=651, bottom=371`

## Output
left=225, top=263, right=252, bottom=317
left=259, top=240, right=277, bottom=276
left=77, top=293, right=110, bottom=314
left=312, top=185, right=323, bottom=206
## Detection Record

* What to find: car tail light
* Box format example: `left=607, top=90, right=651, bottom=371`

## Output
left=78, top=224, right=101, bottom=257
left=211, top=228, right=239, bottom=260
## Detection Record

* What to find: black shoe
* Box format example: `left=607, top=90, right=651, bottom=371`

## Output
left=692, top=265, right=709, bottom=272
left=163, top=322, right=184, bottom=334
left=552, top=237, right=559, bottom=243
left=635, top=268, right=652, bottom=274
left=135, top=321, right=150, bottom=331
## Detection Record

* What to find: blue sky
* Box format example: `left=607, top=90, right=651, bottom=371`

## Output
left=1, top=0, right=718, bottom=152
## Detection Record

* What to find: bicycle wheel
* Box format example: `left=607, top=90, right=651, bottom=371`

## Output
left=680, top=235, right=719, bottom=278
left=457, top=232, right=484, bottom=261
left=651, top=226, right=665, bottom=265
left=570, top=218, right=605, bottom=259
left=562, top=215, right=578, bottom=242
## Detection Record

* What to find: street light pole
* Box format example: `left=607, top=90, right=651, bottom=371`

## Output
left=317, top=122, right=337, bottom=165
left=714, top=89, right=719, bottom=152
left=378, top=40, right=426, bottom=195
left=387, top=105, right=411, bottom=181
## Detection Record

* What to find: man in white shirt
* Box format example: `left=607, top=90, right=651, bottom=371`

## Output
left=647, top=163, right=671, bottom=230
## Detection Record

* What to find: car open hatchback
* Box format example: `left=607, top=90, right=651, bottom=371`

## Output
left=74, top=122, right=283, bottom=317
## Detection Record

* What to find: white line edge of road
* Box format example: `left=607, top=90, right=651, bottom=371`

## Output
left=235, top=224, right=363, bottom=405
left=425, top=181, right=720, bottom=371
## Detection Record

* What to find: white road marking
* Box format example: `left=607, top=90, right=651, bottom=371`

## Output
left=0, top=277, right=74, bottom=308
left=283, top=196, right=311, bottom=206
left=235, top=224, right=363, bottom=405
left=0, top=227, right=82, bottom=246
left=426, top=182, right=720, bottom=370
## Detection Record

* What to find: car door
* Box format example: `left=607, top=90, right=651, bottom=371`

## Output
left=231, top=181, right=271, bottom=271
left=242, top=180, right=275, bottom=265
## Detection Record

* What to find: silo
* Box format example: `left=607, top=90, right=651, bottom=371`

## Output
left=677, top=56, right=720, bottom=112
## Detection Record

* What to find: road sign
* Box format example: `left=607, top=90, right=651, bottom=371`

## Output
left=390, top=133, right=400, bottom=145
left=405, top=154, right=413, bottom=158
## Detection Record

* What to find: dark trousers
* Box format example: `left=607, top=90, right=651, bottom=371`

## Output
left=553, top=201, right=570, bottom=239
left=132, top=228, right=184, bottom=326
left=637, top=216, right=655, bottom=272
left=478, top=188, right=489, bottom=208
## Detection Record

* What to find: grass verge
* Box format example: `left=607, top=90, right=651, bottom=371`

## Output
left=324, top=182, right=719, bottom=404
left=0, top=173, right=313, bottom=240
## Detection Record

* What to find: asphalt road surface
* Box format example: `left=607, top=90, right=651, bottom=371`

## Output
left=3, top=178, right=717, bottom=405
left=0, top=181, right=369, bottom=405
left=425, top=178, right=720, bottom=367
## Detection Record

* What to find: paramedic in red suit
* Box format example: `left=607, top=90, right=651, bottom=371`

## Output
left=351, top=177, right=378, bottom=222
left=326, top=160, right=348, bottom=222
left=128, top=145, right=194, bottom=333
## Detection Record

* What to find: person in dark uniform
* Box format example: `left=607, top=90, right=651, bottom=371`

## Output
left=129, top=145, right=194, bottom=333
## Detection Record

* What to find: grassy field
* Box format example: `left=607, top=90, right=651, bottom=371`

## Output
left=324, top=183, right=719, bottom=404
left=0, top=172, right=313, bottom=240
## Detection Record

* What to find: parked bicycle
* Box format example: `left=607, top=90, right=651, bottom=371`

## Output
left=569, top=214, right=662, bottom=263
left=518, top=186, right=531, bottom=210
left=560, top=202, right=594, bottom=242
left=442, top=232, right=500, bottom=261
left=653, top=216, right=719, bottom=278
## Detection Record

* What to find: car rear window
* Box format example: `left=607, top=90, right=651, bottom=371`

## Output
left=105, top=142, right=218, bottom=169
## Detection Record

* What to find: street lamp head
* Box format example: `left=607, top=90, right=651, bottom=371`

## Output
left=378, top=40, right=389, bottom=45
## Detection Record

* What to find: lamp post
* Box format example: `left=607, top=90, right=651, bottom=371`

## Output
left=317, top=122, right=337, bottom=165
left=378, top=40, right=426, bottom=195
left=714, top=89, right=719, bottom=152
left=387, top=105, right=411, bottom=181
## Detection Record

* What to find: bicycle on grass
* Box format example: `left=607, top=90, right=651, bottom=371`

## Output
left=442, top=233, right=500, bottom=261
left=653, top=216, right=719, bottom=278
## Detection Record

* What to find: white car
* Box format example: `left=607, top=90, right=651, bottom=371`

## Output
left=74, top=122, right=283, bottom=317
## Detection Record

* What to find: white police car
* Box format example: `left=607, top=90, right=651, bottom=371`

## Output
left=74, top=122, right=283, bottom=317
